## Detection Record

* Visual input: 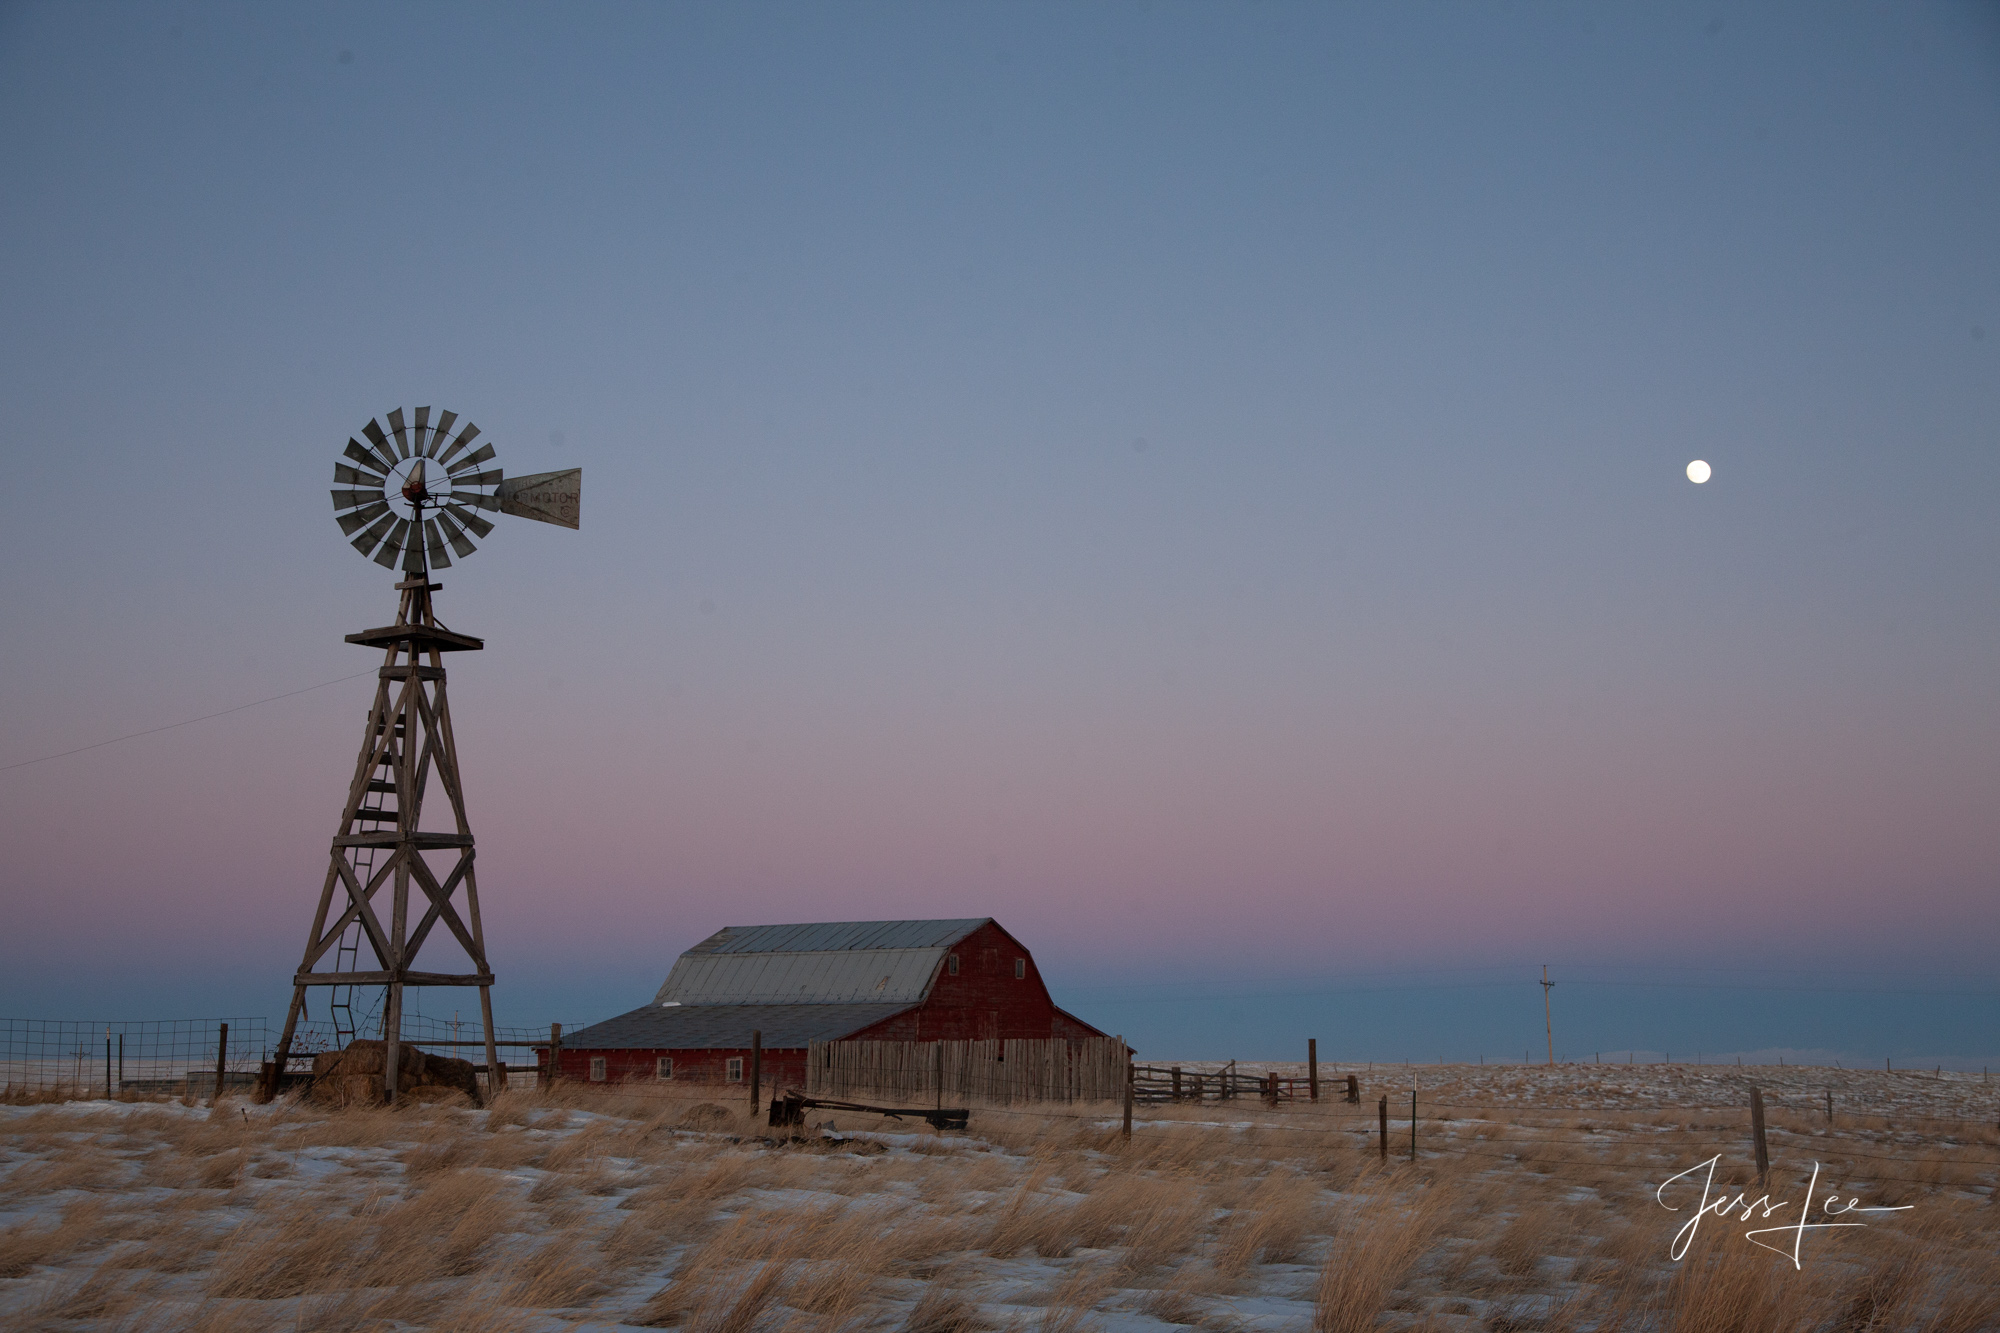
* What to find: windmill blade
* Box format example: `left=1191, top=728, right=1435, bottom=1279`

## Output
left=455, top=468, right=503, bottom=488
left=496, top=469, right=582, bottom=529
left=425, top=410, right=458, bottom=457
left=436, top=421, right=480, bottom=466
left=349, top=509, right=398, bottom=558
left=449, top=491, right=501, bottom=515
left=445, top=502, right=495, bottom=537
left=372, top=518, right=412, bottom=569
left=343, top=441, right=388, bottom=475
left=387, top=408, right=411, bottom=459
left=360, top=421, right=398, bottom=471
left=411, top=406, right=432, bottom=457
left=337, top=500, right=390, bottom=536
left=436, top=509, right=478, bottom=557
left=331, top=488, right=383, bottom=511
left=445, top=442, right=497, bottom=475
left=423, top=518, right=452, bottom=569
left=334, top=464, right=385, bottom=488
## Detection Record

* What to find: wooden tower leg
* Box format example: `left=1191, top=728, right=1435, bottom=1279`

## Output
left=263, top=984, right=308, bottom=1102
left=479, top=985, right=501, bottom=1102
left=384, top=977, right=404, bottom=1102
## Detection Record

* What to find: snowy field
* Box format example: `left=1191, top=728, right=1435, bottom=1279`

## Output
left=1, top=1063, right=1995, bottom=1332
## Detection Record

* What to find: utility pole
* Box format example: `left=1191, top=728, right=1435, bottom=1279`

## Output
left=1540, top=965, right=1555, bottom=1066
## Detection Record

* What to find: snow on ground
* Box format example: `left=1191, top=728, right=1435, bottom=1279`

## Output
left=0, top=1064, right=1995, bottom=1331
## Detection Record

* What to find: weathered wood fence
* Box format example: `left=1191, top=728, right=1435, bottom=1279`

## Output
left=1131, top=1061, right=1312, bottom=1104
left=806, top=1037, right=1130, bottom=1104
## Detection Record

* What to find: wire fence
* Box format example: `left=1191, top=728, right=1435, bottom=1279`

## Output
left=1, top=1019, right=274, bottom=1100
left=0, top=1015, right=572, bottom=1098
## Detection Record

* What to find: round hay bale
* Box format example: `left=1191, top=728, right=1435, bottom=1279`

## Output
left=679, top=1102, right=733, bottom=1128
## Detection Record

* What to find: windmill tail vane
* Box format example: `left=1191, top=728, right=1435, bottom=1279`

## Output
left=263, top=407, right=581, bottom=1105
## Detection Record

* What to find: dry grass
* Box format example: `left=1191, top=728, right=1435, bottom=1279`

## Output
left=1213, top=1172, right=1321, bottom=1274
left=3, top=1070, right=1996, bottom=1330
left=903, top=1282, right=985, bottom=1333
left=1312, top=1190, right=1447, bottom=1333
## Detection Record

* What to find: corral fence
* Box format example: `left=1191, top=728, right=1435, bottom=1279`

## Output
left=1, top=1019, right=273, bottom=1100
left=807, top=1037, right=1130, bottom=1104
left=1, top=1015, right=563, bottom=1099
left=1132, top=1061, right=1315, bottom=1103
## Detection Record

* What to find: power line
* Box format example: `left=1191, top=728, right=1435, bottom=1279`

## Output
left=0, top=670, right=379, bottom=772
left=1058, top=978, right=2000, bottom=1004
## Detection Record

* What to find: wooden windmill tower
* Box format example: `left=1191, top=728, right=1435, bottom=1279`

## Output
left=267, top=407, right=580, bottom=1101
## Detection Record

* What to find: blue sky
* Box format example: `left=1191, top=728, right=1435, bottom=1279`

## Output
left=2, top=2, right=1996, bottom=1064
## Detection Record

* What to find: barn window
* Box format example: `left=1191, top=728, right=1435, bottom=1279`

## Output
left=588, top=1057, right=607, bottom=1082
left=655, top=1057, right=673, bottom=1081
left=1015, top=958, right=1026, bottom=979
left=727, top=1057, right=744, bottom=1083
left=947, top=954, right=959, bottom=975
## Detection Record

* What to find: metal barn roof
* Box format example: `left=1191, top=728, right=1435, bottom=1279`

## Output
left=562, top=1002, right=912, bottom=1051
left=652, top=918, right=993, bottom=1006
left=684, top=920, right=991, bottom=955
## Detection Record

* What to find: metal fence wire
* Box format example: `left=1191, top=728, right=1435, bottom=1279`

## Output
left=0, top=1015, right=561, bottom=1099
left=1, top=1018, right=273, bottom=1099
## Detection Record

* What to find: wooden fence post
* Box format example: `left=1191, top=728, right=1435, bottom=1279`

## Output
left=211, top=1023, right=229, bottom=1108
left=1308, top=1039, right=1318, bottom=1102
left=1346, top=1073, right=1360, bottom=1105
left=1377, top=1094, right=1388, bottom=1159
left=750, top=1030, right=762, bottom=1113
left=1122, top=1041, right=1134, bottom=1142
left=1750, top=1086, right=1769, bottom=1185
left=546, top=1023, right=562, bottom=1089
left=1171, top=1066, right=1182, bottom=1101
left=1410, top=1085, right=1418, bottom=1161
left=1825, top=1090, right=1833, bottom=1126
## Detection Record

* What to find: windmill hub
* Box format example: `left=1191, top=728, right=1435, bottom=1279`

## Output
left=265, top=406, right=583, bottom=1106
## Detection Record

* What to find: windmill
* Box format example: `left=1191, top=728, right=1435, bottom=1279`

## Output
left=265, top=407, right=579, bottom=1102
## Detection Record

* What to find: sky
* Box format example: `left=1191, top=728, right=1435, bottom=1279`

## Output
left=2, top=2, right=1996, bottom=1067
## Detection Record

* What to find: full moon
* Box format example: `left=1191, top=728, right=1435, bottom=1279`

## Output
left=1686, top=459, right=1712, bottom=484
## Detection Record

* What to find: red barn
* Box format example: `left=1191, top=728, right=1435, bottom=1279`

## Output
left=545, top=918, right=1107, bottom=1088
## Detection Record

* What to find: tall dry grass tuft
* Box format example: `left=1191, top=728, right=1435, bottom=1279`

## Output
left=367, top=1168, right=521, bottom=1283
left=421, top=1285, right=540, bottom=1333
left=1036, top=1262, right=1114, bottom=1333
left=1136, top=1272, right=1209, bottom=1326
left=206, top=1168, right=518, bottom=1297
left=289, top=1285, right=445, bottom=1332
left=700, top=1259, right=792, bottom=1333
left=10, top=1266, right=132, bottom=1326
left=788, top=1259, right=879, bottom=1324
left=0, top=1197, right=131, bottom=1277
left=206, top=1203, right=371, bottom=1298
left=983, top=1165, right=1078, bottom=1259
left=1483, top=1202, right=1578, bottom=1279
left=1, top=1151, right=124, bottom=1196
left=638, top=1258, right=792, bottom=1333
left=101, top=1216, right=221, bottom=1275
left=1214, top=1173, right=1322, bottom=1275
left=1609, top=1237, right=1837, bottom=1333
left=507, top=1234, right=611, bottom=1307
left=1311, top=1191, right=1446, bottom=1333
left=903, top=1282, right=985, bottom=1333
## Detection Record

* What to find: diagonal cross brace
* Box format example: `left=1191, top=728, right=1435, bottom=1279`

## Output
left=304, top=854, right=397, bottom=970
left=404, top=850, right=483, bottom=964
